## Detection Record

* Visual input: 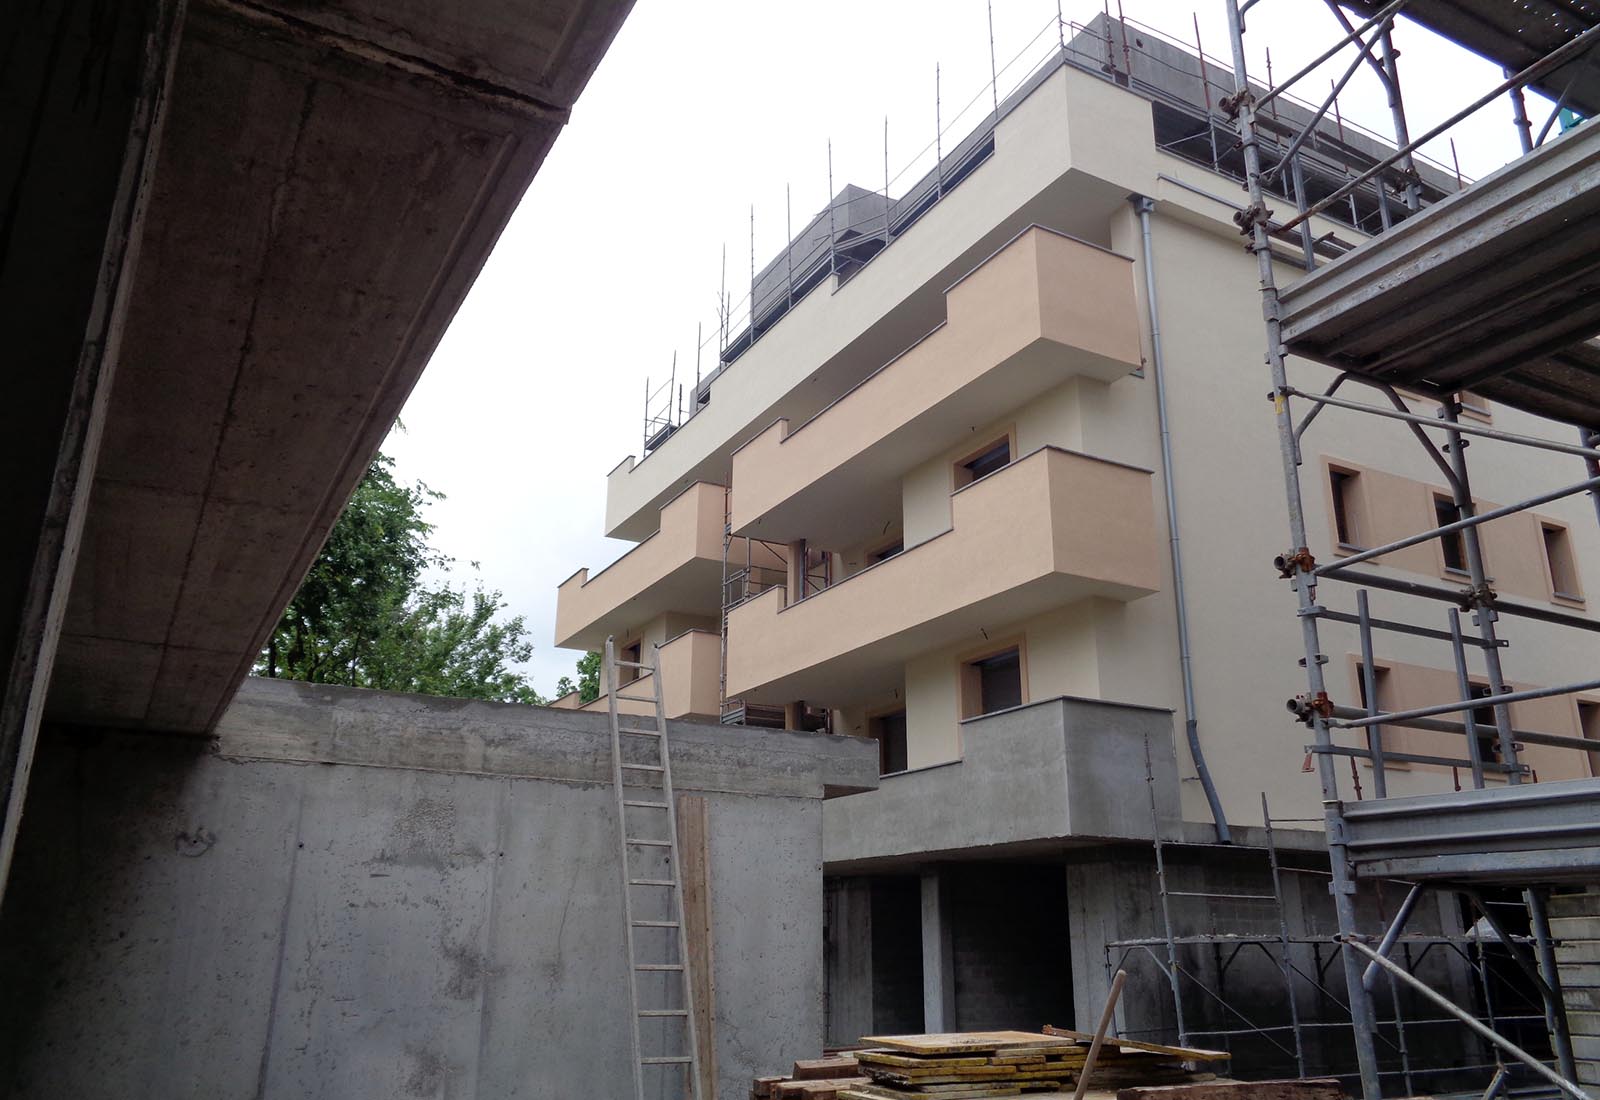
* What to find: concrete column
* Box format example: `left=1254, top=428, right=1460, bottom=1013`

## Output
left=921, top=869, right=956, bottom=1031
left=1066, top=851, right=1165, bottom=1036
left=787, top=540, right=807, bottom=602
left=825, top=877, right=874, bottom=1045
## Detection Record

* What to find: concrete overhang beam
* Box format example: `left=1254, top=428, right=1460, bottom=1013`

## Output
left=45, top=0, right=632, bottom=733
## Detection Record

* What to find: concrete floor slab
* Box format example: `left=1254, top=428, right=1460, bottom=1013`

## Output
left=42, top=0, right=633, bottom=734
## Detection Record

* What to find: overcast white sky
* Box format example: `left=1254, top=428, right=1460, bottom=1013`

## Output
left=383, top=0, right=1554, bottom=698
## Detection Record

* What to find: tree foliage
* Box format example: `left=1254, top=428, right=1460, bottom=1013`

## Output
left=256, top=454, right=544, bottom=704
left=553, top=651, right=601, bottom=704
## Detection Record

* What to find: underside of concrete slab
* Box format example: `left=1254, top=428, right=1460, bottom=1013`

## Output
left=47, top=0, right=632, bottom=736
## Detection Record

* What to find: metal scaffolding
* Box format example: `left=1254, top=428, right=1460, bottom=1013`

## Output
left=717, top=485, right=788, bottom=728
left=1109, top=765, right=1560, bottom=1092
left=1220, top=2, right=1600, bottom=1098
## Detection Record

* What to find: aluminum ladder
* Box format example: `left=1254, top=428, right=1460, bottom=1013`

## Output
left=604, top=636, right=703, bottom=1100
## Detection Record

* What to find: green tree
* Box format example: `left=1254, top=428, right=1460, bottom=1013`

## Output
left=257, top=453, right=544, bottom=704
left=552, top=651, right=601, bottom=704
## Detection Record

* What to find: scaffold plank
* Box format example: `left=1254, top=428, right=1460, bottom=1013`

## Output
left=1277, top=120, right=1600, bottom=427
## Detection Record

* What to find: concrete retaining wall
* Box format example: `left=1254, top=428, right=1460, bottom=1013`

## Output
left=0, top=678, right=877, bottom=1100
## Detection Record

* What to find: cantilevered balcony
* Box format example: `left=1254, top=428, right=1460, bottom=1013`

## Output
left=556, top=629, right=722, bottom=722
left=555, top=483, right=728, bottom=651
left=729, top=225, right=1141, bottom=546
left=824, top=697, right=1180, bottom=868
left=725, top=446, right=1159, bottom=703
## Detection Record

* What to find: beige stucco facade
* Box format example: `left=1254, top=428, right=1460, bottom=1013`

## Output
left=554, top=45, right=1600, bottom=854
left=552, top=628, right=722, bottom=723
left=729, top=227, right=1141, bottom=545
left=725, top=446, right=1158, bottom=706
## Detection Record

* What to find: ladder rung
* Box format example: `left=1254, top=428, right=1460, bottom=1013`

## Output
left=636, top=963, right=684, bottom=971
left=1166, top=890, right=1277, bottom=901
left=641, top=1056, right=693, bottom=1064
left=629, top=878, right=678, bottom=886
left=621, top=763, right=664, bottom=772
left=638, top=1009, right=688, bottom=1017
left=624, top=799, right=669, bottom=808
left=614, top=659, right=653, bottom=670
left=632, top=919, right=680, bottom=927
left=616, top=693, right=657, bottom=703
left=618, top=726, right=661, bottom=736
left=627, top=837, right=673, bottom=847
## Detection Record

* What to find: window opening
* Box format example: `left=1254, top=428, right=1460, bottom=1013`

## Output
left=1330, top=468, right=1361, bottom=548
left=1469, top=682, right=1502, bottom=765
left=1434, top=495, right=1468, bottom=573
left=869, top=709, right=909, bottom=775
left=1542, top=523, right=1580, bottom=599
left=955, top=439, right=1011, bottom=488
left=963, top=647, right=1023, bottom=718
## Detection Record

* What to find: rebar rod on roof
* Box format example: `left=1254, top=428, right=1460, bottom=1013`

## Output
left=987, top=1, right=999, bottom=118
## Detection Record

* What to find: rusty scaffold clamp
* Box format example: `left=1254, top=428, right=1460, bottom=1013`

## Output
left=1286, top=692, right=1334, bottom=727
left=1274, top=546, right=1316, bottom=579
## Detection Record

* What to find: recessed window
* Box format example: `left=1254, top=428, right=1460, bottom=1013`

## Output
left=961, top=646, right=1023, bottom=718
left=955, top=438, right=1011, bottom=488
left=1330, top=468, right=1362, bottom=549
left=1434, top=495, right=1468, bottom=574
left=1542, top=522, right=1581, bottom=600
left=621, top=640, right=643, bottom=685
left=1579, top=701, right=1600, bottom=777
left=1355, top=663, right=1403, bottom=762
left=1354, top=663, right=1391, bottom=715
left=867, top=539, right=903, bottom=566
left=1469, top=682, right=1502, bottom=765
left=868, top=709, right=908, bottom=775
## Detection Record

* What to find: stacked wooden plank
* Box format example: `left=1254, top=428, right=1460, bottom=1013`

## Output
left=751, top=1054, right=869, bottom=1099
left=1042, top=1027, right=1229, bottom=1090
left=822, top=1030, right=1228, bottom=1100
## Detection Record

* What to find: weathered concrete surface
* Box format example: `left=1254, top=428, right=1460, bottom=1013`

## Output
left=0, top=679, right=878, bottom=1099
left=823, top=696, right=1180, bottom=869
left=0, top=0, right=184, bottom=909
left=5, top=0, right=632, bottom=909
left=43, top=0, right=633, bottom=737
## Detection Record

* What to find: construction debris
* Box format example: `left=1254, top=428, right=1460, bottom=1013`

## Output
left=751, top=1053, right=869, bottom=1099
left=1114, top=1080, right=1343, bottom=1100
left=747, top=1030, right=1228, bottom=1100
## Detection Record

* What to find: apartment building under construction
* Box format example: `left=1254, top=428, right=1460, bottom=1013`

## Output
left=554, top=9, right=1600, bottom=1094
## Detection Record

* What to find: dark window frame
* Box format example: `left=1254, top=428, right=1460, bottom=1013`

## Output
left=954, top=435, right=1013, bottom=489
left=1330, top=466, right=1362, bottom=549
left=1434, top=494, right=1469, bottom=575
left=868, top=708, right=909, bottom=776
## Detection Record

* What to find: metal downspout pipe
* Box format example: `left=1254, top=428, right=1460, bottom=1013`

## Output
left=1133, top=195, right=1231, bottom=844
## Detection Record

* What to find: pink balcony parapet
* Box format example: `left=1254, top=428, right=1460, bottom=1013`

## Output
left=574, top=629, right=722, bottom=722
left=726, top=446, right=1159, bottom=703
left=730, top=226, right=1141, bottom=544
left=554, top=482, right=728, bottom=651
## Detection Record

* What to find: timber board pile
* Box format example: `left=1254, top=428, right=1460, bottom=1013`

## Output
left=828, top=1030, right=1228, bottom=1100
left=750, top=1054, right=869, bottom=1099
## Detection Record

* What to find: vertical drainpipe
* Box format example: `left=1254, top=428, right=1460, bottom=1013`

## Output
left=1132, top=194, right=1231, bottom=844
